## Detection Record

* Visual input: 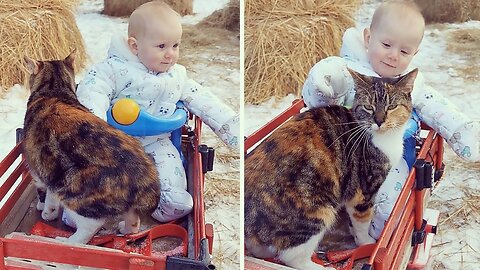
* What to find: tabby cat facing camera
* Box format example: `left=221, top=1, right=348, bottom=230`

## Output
left=23, top=51, right=160, bottom=244
left=245, top=69, right=418, bottom=270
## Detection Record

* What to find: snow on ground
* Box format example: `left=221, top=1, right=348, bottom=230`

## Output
left=0, top=1, right=240, bottom=269
left=245, top=1, right=480, bottom=269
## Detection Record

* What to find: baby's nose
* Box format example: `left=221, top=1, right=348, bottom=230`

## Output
left=164, top=48, right=174, bottom=58
left=388, top=50, right=399, bottom=61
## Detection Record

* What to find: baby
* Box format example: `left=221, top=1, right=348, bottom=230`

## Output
left=75, top=1, right=239, bottom=223
left=303, top=0, right=479, bottom=240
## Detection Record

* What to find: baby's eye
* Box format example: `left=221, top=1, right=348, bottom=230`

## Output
left=401, top=50, right=409, bottom=55
left=173, top=43, right=179, bottom=48
left=157, top=44, right=165, bottom=49
left=382, top=42, right=391, bottom=48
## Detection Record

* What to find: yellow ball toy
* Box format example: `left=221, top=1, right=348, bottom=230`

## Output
left=111, top=98, right=140, bottom=125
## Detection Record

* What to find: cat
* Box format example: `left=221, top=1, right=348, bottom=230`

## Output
left=22, top=51, right=161, bottom=244
left=244, top=68, right=418, bottom=270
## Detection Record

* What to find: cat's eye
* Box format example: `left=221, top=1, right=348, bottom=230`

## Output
left=387, top=105, right=397, bottom=110
left=363, top=105, right=374, bottom=112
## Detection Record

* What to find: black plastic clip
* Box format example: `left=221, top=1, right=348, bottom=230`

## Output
left=434, top=162, right=445, bottom=182
left=414, top=159, right=433, bottom=190
left=199, top=144, right=214, bottom=173
left=166, top=238, right=215, bottom=270
left=412, top=219, right=427, bottom=246
left=16, top=128, right=24, bottom=143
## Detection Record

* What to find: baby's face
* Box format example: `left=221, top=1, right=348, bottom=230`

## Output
left=364, top=15, right=424, bottom=78
left=135, top=20, right=182, bottom=73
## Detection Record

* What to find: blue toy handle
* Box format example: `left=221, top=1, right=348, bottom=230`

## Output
left=403, top=111, right=420, bottom=169
left=107, top=103, right=188, bottom=137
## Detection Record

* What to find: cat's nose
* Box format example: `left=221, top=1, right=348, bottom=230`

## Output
left=374, top=115, right=385, bottom=127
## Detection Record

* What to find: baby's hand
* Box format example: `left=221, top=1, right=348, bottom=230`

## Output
left=302, top=56, right=351, bottom=107
left=450, top=121, right=480, bottom=162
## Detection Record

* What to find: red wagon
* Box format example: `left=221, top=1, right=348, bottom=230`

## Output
left=244, top=99, right=445, bottom=270
left=0, top=116, right=217, bottom=270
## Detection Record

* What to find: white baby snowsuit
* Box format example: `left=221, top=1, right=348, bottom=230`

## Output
left=75, top=36, right=239, bottom=223
left=302, top=28, right=479, bottom=239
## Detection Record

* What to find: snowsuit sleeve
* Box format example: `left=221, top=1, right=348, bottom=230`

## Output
left=180, top=76, right=239, bottom=150
left=412, top=72, right=480, bottom=162
left=302, top=56, right=355, bottom=108
left=76, top=61, right=116, bottom=121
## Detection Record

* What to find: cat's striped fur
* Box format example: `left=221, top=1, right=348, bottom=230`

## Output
left=245, top=69, right=418, bottom=270
left=23, top=51, right=160, bottom=244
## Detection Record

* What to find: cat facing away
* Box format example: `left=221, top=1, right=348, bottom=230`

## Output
left=22, top=51, right=160, bottom=244
left=244, top=69, right=418, bottom=270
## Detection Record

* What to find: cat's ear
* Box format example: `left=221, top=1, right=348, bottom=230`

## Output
left=24, top=57, right=40, bottom=75
left=395, top=68, right=418, bottom=93
left=347, top=68, right=372, bottom=90
left=65, top=49, right=76, bottom=69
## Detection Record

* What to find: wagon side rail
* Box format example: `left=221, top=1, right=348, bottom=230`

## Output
left=245, top=99, right=305, bottom=154
left=363, top=128, right=443, bottom=270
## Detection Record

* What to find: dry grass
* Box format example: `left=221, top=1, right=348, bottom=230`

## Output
left=446, top=28, right=480, bottom=82
left=245, top=0, right=360, bottom=104
left=179, top=24, right=239, bottom=72
left=0, top=0, right=87, bottom=93
left=199, top=0, right=240, bottom=32
left=102, top=0, right=193, bottom=17
left=414, top=0, right=480, bottom=23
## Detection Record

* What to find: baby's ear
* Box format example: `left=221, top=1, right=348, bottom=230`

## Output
left=396, top=68, right=418, bottom=93
left=347, top=68, right=372, bottom=90
left=127, top=37, right=139, bottom=55
left=24, top=57, right=40, bottom=75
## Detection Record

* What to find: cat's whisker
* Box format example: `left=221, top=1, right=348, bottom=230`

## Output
left=329, top=123, right=369, bottom=149
left=332, top=120, right=369, bottom=126
left=345, top=125, right=368, bottom=150
left=348, top=126, right=370, bottom=160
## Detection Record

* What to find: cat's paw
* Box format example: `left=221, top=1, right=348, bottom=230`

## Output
left=36, top=201, right=45, bottom=211
left=118, top=221, right=133, bottom=235
left=41, top=206, right=59, bottom=221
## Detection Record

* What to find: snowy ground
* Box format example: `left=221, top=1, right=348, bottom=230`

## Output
left=0, top=0, right=240, bottom=269
left=245, top=1, right=480, bottom=269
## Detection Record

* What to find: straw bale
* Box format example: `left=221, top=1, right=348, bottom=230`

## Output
left=0, top=0, right=87, bottom=93
left=414, top=0, right=480, bottom=23
left=103, top=0, right=193, bottom=17
left=198, top=0, right=240, bottom=32
left=245, top=0, right=360, bottom=104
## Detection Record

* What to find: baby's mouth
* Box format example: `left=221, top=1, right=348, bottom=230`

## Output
left=382, top=61, right=396, bottom=68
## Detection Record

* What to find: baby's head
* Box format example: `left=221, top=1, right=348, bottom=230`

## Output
left=363, top=1, right=425, bottom=78
left=127, top=1, right=182, bottom=73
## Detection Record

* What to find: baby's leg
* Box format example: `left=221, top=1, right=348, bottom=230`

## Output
left=369, top=158, right=409, bottom=239
left=144, top=138, right=193, bottom=222
left=278, top=230, right=335, bottom=270
left=345, top=189, right=376, bottom=245
left=56, top=208, right=105, bottom=244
